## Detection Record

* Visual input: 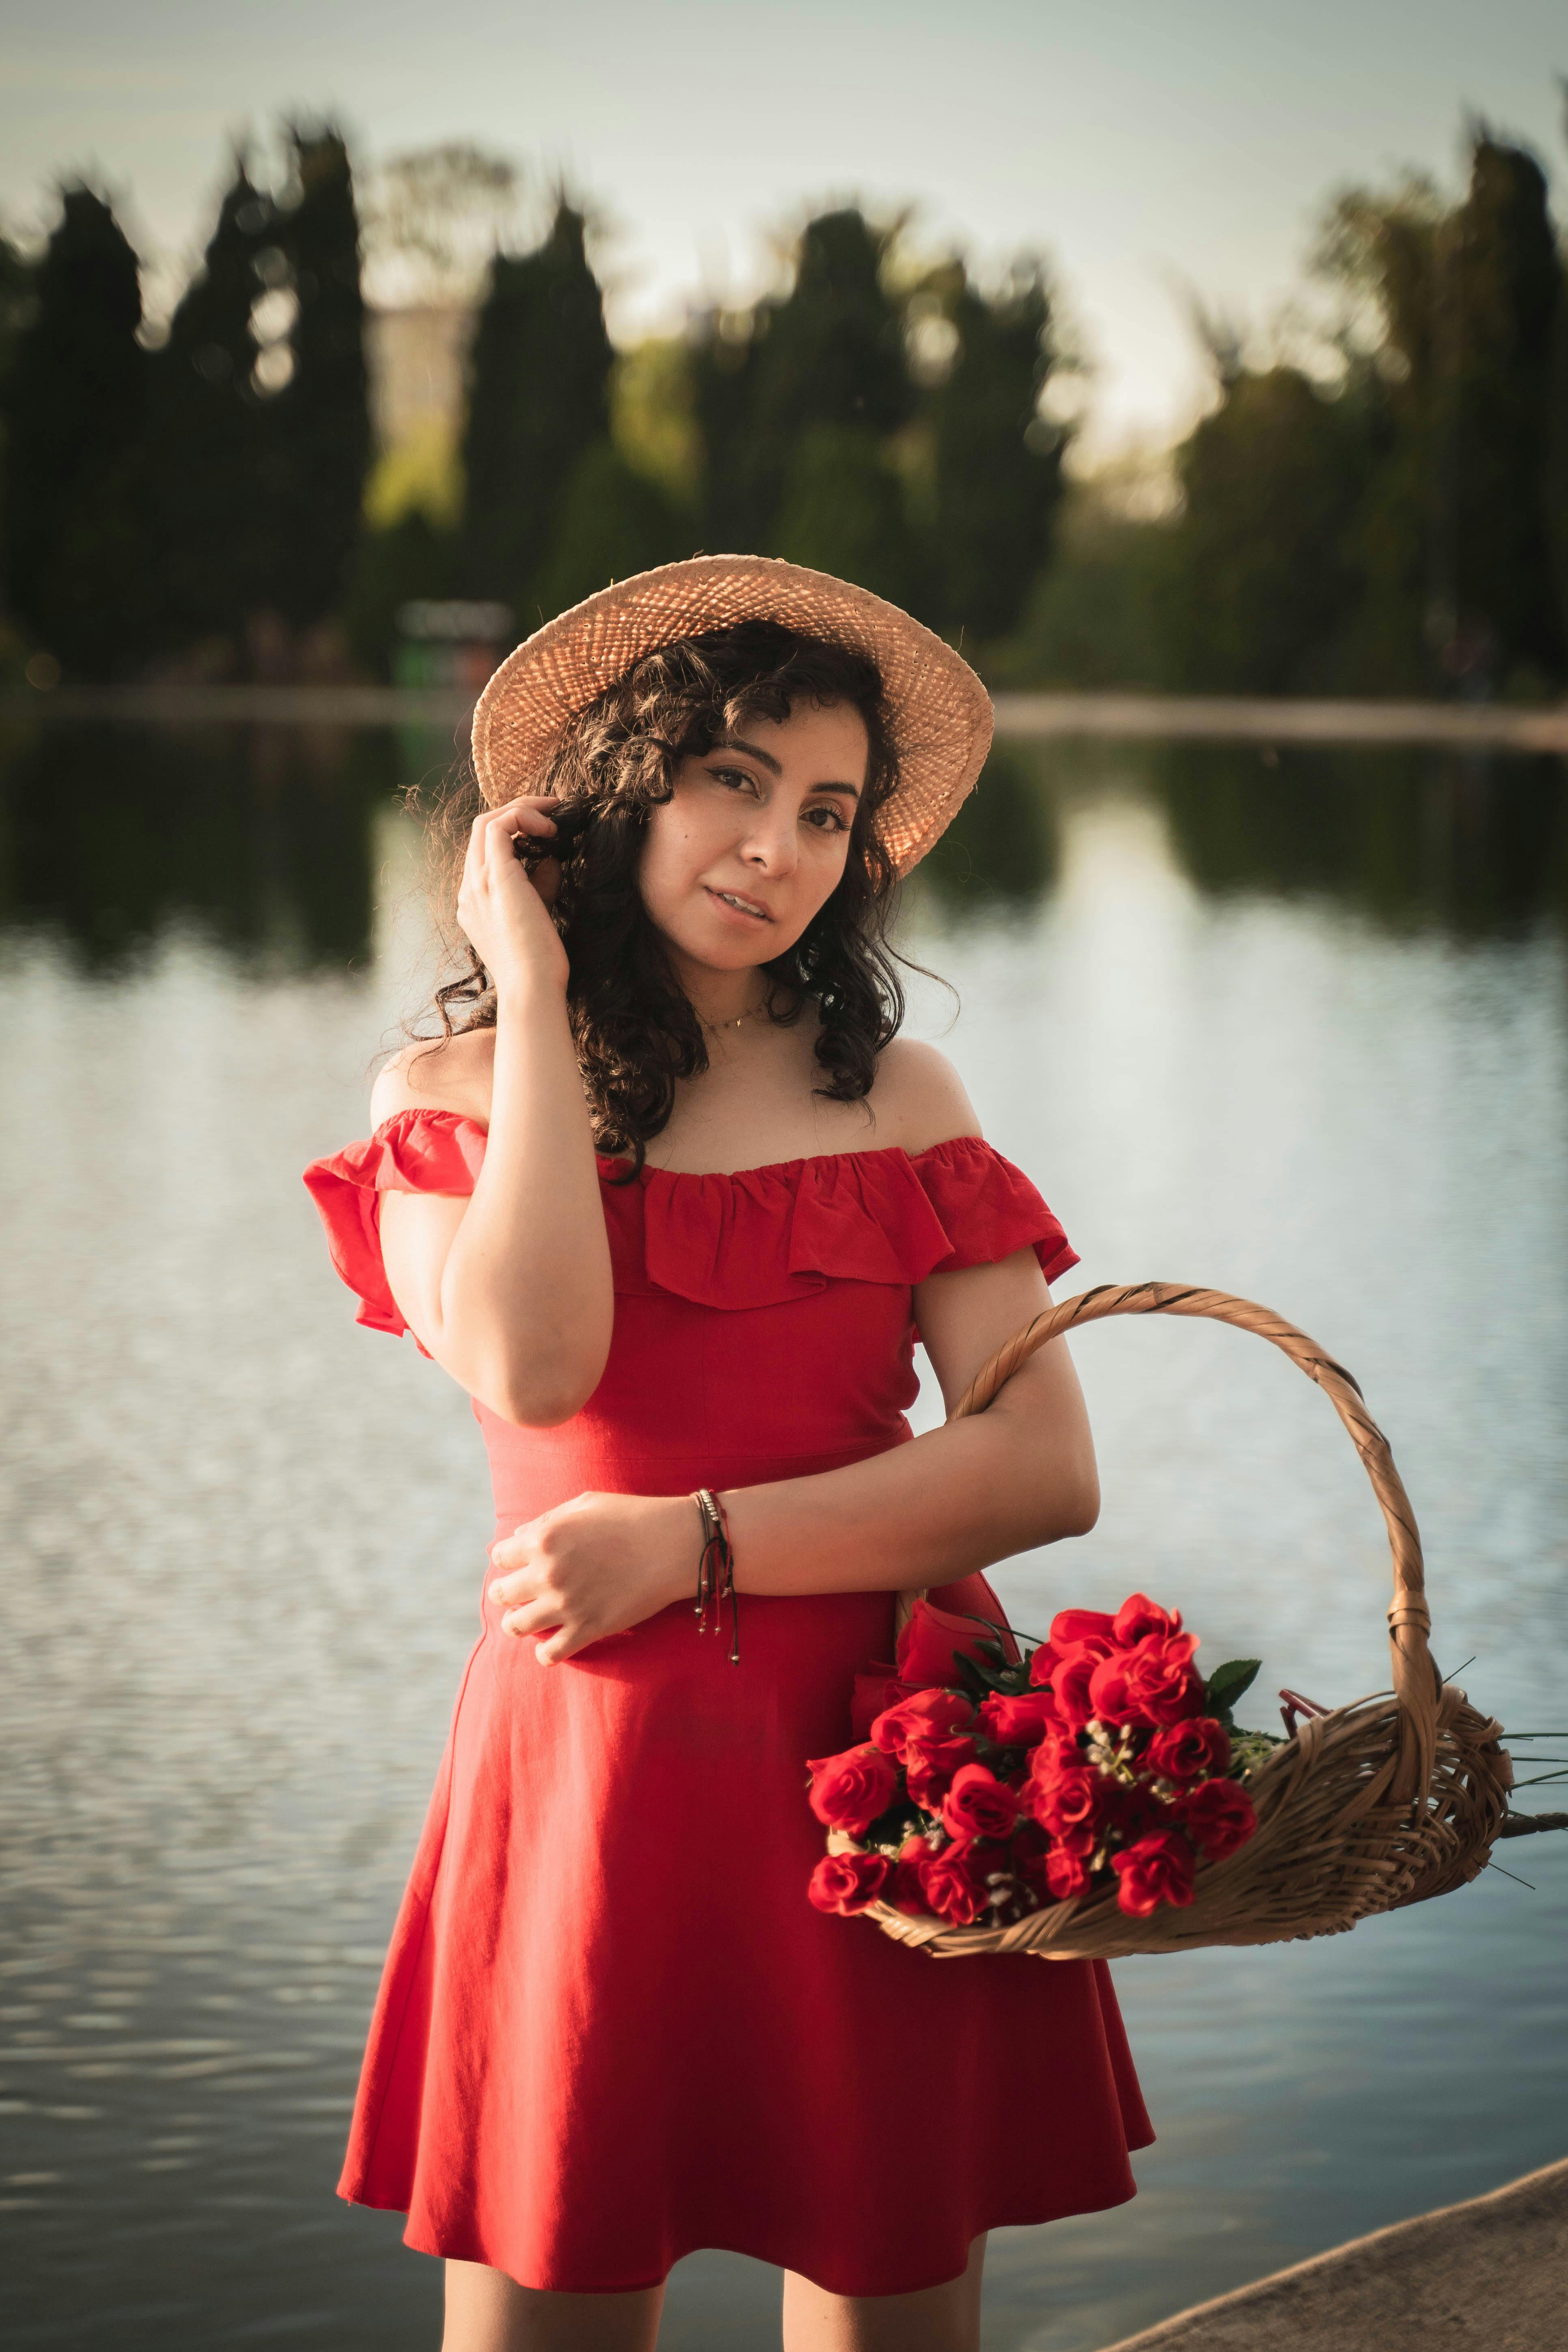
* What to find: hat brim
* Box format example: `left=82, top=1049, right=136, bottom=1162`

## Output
left=470, top=555, right=993, bottom=876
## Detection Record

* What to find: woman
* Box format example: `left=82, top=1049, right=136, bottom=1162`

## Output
left=304, top=557, right=1151, bottom=2352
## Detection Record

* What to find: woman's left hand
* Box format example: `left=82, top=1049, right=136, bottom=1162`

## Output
left=487, top=1491, right=698, bottom=1664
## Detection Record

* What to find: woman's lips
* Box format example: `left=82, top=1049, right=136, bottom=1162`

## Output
left=705, top=886, right=772, bottom=924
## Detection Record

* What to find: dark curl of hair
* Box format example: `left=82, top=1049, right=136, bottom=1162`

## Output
left=418, top=620, right=908, bottom=1173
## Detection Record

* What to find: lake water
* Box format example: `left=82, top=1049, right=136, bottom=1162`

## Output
left=2, top=717, right=1565, bottom=2350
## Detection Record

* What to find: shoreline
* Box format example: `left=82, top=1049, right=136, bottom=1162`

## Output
left=4, top=683, right=1568, bottom=754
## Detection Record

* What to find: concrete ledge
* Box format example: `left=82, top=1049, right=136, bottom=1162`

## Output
left=1096, top=2156, right=1568, bottom=2351
left=4, top=685, right=1568, bottom=754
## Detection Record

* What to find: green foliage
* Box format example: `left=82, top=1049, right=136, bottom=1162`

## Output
left=1442, top=139, right=1565, bottom=683
left=1159, top=367, right=1374, bottom=693
left=992, top=484, right=1172, bottom=688
left=458, top=201, right=614, bottom=611
left=768, top=424, right=921, bottom=606
left=532, top=442, right=689, bottom=626
left=145, top=161, right=273, bottom=650
left=1175, top=129, right=1568, bottom=700
left=340, top=507, right=452, bottom=680
left=259, top=126, right=371, bottom=630
left=745, top=210, right=913, bottom=541
left=0, top=187, right=149, bottom=678
left=930, top=266, right=1065, bottom=639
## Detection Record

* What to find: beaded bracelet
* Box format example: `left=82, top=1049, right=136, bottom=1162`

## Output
left=691, top=1488, right=740, bottom=1665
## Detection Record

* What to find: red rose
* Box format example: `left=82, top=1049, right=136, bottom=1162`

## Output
left=1027, top=1638, right=1067, bottom=1689
left=895, top=1598, right=997, bottom=1691
left=1123, top=1632, right=1204, bottom=1726
left=807, top=1850, right=891, bottom=1916
left=889, top=1834, right=935, bottom=1914
left=1112, top=1592, right=1184, bottom=1646
left=904, top=1732, right=980, bottom=1810
left=916, top=1841, right=989, bottom=1927
left=871, top=1688, right=977, bottom=1759
left=1146, top=1716, right=1232, bottom=1782
left=977, top=1689, right=1064, bottom=1749
left=1085, top=1648, right=1140, bottom=1724
left=940, top=1762, right=1019, bottom=1843
left=850, top=1668, right=913, bottom=1739
left=1049, top=1607, right=1117, bottom=1644
left=1112, top=1829, right=1197, bottom=1917
left=805, top=1743, right=898, bottom=1835
left=1045, top=1846, right=1096, bottom=1901
left=1050, top=1638, right=1119, bottom=1730
left=1025, top=1763, right=1105, bottom=1842
left=1179, top=1776, right=1257, bottom=1860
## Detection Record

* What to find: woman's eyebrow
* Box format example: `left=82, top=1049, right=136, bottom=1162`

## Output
left=719, top=737, right=861, bottom=797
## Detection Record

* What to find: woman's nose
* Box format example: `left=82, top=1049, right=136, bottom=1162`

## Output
left=739, top=807, right=799, bottom=876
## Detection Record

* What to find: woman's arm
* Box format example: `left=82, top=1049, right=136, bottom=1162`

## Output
left=726, top=1245, right=1096, bottom=1592
left=487, top=1243, right=1096, bottom=1659
left=374, top=796, right=614, bottom=1426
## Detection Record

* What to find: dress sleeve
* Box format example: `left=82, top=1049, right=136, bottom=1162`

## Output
left=910, top=1135, right=1080, bottom=1286
left=301, top=1107, right=488, bottom=1349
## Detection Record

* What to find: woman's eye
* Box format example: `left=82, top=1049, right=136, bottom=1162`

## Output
left=709, top=765, right=757, bottom=794
left=805, top=805, right=848, bottom=833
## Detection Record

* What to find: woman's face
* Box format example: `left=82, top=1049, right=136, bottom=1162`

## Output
left=638, top=697, right=871, bottom=975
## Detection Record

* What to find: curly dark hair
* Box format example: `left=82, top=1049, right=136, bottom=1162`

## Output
left=413, top=620, right=911, bottom=1171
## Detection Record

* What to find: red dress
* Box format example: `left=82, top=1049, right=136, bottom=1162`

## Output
left=302, top=1111, right=1152, bottom=2296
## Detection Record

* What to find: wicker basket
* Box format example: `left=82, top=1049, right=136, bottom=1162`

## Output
left=856, top=1281, right=1514, bottom=1961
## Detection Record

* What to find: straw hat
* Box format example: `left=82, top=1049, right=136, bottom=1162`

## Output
left=470, top=554, right=994, bottom=875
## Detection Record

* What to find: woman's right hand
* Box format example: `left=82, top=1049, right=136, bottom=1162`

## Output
left=455, top=795, right=571, bottom=1003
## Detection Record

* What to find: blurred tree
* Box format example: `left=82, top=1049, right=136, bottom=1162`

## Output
left=1441, top=136, right=1564, bottom=689
left=688, top=306, right=766, bottom=549
left=691, top=209, right=913, bottom=555
left=1317, top=136, right=1567, bottom=693
left=929, top=261, right=1066, bottom=640
left=457, top=201, right=613, bottom=611
left=145, top=160, right=273, bottom=657
left=1159, top=367, right=1371, bottom=693
left=259, top=125, right=371, bottom=635
left=768, top=424, right=919, bottom=606
left=0, top=186, right=149, bottom=678
left=532, top=443, right=686, bottom=624
left=340, top=507, right=452, bottom=679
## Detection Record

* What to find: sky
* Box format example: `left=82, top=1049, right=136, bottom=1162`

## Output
left=2, top=0, right=1565, bottom=457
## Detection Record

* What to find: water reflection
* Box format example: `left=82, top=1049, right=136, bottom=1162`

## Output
left=919, top=744, right=1058, bottom=913
left=0, top=719, right=401, bottom=973
left=5, top=725, right=1567, bottom=976
left=1154, top=741, right=1568, bottom=937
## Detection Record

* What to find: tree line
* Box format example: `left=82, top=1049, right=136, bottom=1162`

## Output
left=2, top=111, right=1566, bottom=697
left=0, top=136, right=1066, bottom=685
left=1022, top=117, right=1568, bottom=702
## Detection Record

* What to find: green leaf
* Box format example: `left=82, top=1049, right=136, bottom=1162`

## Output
left=1204, top=1659, right=1262, bottom=1713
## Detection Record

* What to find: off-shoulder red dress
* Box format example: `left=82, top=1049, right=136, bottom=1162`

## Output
left=302, top=1111, right=1152, bottom=2296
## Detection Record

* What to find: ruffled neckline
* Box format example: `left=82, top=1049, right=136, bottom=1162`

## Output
left=302, top=1106, right=1078, bottom=1333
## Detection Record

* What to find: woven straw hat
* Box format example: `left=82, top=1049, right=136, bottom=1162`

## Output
left=470, top=554, right=994, bottom=875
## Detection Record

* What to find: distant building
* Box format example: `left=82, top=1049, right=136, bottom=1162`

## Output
left=365, top=304, right=475, bottom=453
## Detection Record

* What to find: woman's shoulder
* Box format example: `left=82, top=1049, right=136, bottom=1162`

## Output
left=369, top=1025, right=496, bottom=1132
left=866, top=1038, right=982, bottom=1158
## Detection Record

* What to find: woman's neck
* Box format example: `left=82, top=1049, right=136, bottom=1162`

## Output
left=670, top=955, right=769, bottom=1032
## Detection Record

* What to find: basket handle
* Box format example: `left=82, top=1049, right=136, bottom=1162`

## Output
left=899, top=1281, right=1440, bottom=1806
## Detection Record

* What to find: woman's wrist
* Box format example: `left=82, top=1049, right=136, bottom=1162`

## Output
left=494, top=966, right=569, bottom=1021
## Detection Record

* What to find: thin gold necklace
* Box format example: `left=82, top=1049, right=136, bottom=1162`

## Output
left=697, top=1003, right=767, bottom=1036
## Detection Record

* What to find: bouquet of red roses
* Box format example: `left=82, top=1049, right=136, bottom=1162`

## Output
left=806, top=1592, right=1267, bottom=1931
